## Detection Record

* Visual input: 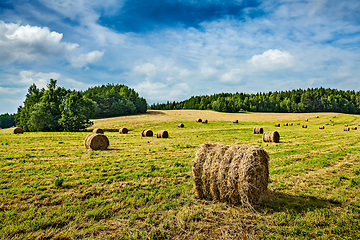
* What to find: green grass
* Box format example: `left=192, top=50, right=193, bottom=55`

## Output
left=0, top=111, right=359, bottom=239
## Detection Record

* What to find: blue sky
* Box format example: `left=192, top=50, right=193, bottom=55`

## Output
left=1, top=0, right=360, bottom=114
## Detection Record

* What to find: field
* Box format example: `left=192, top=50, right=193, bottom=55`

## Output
left=1, top=110, right=360, bottom=239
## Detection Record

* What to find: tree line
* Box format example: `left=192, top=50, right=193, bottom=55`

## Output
left=0, top=113, right=15, bottom=129
left=150, top=87, right=360, bottom=114
left=14, top=79, right=147, bottom=132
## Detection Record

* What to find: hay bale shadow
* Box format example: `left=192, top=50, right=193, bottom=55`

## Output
left=259, top=190, right=340, bottom=213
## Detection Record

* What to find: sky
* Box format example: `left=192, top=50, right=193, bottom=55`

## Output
left=0, top=0, right=360, bottom=114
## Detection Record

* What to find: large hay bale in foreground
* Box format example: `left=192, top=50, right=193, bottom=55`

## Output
left=233, top=120, right=238, bottom=123
left=275, top=123, right=280, bottom=127
left=352, top=127, right=357, bottom=130
left=12, top=127, right=24, bottom=134
left=262, top=131, right=280, bottom=143
left=319, top=126, right=325, bottom=129
left=253, top=127, right=263, bottom=134
left=202, top=119, right=208, bottom=123
left=119, top=128, right=128, bottom=134
left=302, top=125, right=307, bottom=128
left=157, top=130, right=169, bottom=138
left=192, top=143, right=269, bottom=206
left=344, top=127, right=350, bottom=131
left=92, top=128, right=104, bottom=134
left=85, top=133, right=109, bottom=150
left=178, top=123, right=184, bottom=128
left=196, top=118, right=202, bottom=123
left=142, top=129, right=153, bottom=137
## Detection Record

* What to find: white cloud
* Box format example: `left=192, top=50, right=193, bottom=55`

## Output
left=133, top=63, right=157, bottom=77
left=135, top=81, right=190, bottom=102
left=0, top=87, right=22, bottom=94
left=0, top=21, right=78, bottom=64
left=69, top=50, right=105, bottom=68
left=248, top=49, right=295, bottom=71
left=19, top=71, right=61, bottom=89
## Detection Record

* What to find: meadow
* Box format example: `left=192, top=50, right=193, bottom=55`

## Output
left=0, top=110, right=359, bottom=239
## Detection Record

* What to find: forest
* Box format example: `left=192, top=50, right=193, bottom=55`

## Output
left=14, top=80, right=147, bottom=132
left=150, top=88, right=360, bottom=114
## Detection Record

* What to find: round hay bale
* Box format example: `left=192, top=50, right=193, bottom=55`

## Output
left=331, top=124, right=334, bottom=126
left=119, top=128, right=128, bottom=134
left=333, top=116, right=336, bottom=118
left=196, top=118, right=202, bottom=123
left=344, top=127, right=350, bottom=131
left=253, top=127, right=263, bottom=134
left=344, top=124, right=348, bottom=127
left=305, top=119, right=308, bottom=121
left=233, top=120, right=238, bottom=123
left=275, top=123, right=280, bottom=127
left=12, top=127, right=24, bottom=134
left=192, top=143, right=269, bottom=206
left=316, top=116, right=319, bottom=118
left=352, top=127, right=357, bottom=130
left=297, top=123, right=300, bottom=125
left=85, top=133, right=109, bottom=150
left=142, top=129, right=153, bottom=137
left=156, top=130, right=169, bottom=138
left=283, top=123, right=288, bottom=126
left=319, top=126, right=324, bottom=129
left=325, top=123, right=329, bottom=125
left=289, top=123, right=293, bottom=126
left=202, top=119, right=208, bottom=124
left=92, top=128, right=104, bottom=134
left=262, top=131, right=280, bottom=143
left=178, top=123, right=184, bottom=128
left=302, top=125, right=307, bottom=128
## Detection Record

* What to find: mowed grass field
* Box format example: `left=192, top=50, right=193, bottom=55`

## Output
left=1, top=110, right=360, bottom=239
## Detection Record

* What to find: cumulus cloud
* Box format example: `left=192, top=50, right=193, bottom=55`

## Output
left=135, top=81, right=190, bottom=102
left=248, top=49, right=295, bottom=70
left=0, top=21, right=78, bottom=64
left=19, top=71, right=61, bottom=89
left=69, top=50, right=105, bottom=68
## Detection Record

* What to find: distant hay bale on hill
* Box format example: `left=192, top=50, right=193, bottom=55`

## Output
left=333, top=116, right=336, bottom=118
left=202, top=119, right=208, bottom=123
left=253, top=127, right=263, bottom=134
left=352, top=127, right=357, bottom=130
left=344, top=124, right=348, bottom=127
left=196, top=118, right=202, bottom=123
left=12, top=127, right=24, bottom=134
left=297, top=123, right=300, bottom=125
left=289, top=123, right=293, bottom=126
left=275, top=123, right=280, bottom=127
left=262, top=131, right=280, bottom=143
left=316, top=116, right=319, bottom=118
left=92, top=128, right=104, bottom=134
left=283, top=123, right=288, bottom=126
left=344, top=127, right=350, bottom=131
left=331, top=124, right=334, bottom=126
left=325, top=123, right=329, bottom=125
left=157, top=130, right=169, bottom=138
left=319, top=126, right=324, bottom=129
left=305, top=119, right=308, bottom=122
left=178, top=123, right=184, bottom=128
left=233, top=120, right=238, bottom=123
left=85, top=133, right=109, bottom=150
left=192, top=143, right=269, bottom=206
left=302, top=125, right=307, bottom=128
left=142, top=129, right=153, bottom=137
left=119, top=128, right=128, bottom=134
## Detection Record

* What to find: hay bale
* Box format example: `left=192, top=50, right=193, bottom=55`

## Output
left=325, top=123, right=329, bottom=125
left=233, top=120, right=238, bottom=123
left=289, top=123, right=293, bottom=126
left=302, top=125, right=307, bottom=128
left=202, top=119, right=208, bottom=123
left=333, top=116, right=336, bottom=118
left=344, top=124, right=348, bottom=127
left=319, top=126, right=324, bottom=129
left=352, top=127, right=357, bottom=130
left=262, top=131, right=280, bottom=143
left=178, top=123, right=184, bottom=128
left=196, top=118, right=202, bottom=123
left=253, top=127, right=263, bottom=134
left=316, top=116, right=319, bottom=118
left=119, top=128, right=128, bottom=134
left=157, top=130, right=169, bottom=138
left=92, top=128, right=104, bottom=134
left=142, top=129, right=153, bottom=137
left=85, top=133, right=109, bottom=150
left=283, top=123, right=288, bottom=126
left=305, top=119, right=308, bottom=121
left=192, top=143, right=269, bottom=206
left=344, top=127, right=350, bottom=131
left=297, top=123, right=300, bottom=125
left=275, top=123, right=280, bottom=127
left=331, top=124, right=334, bottom=126
left=12, top=127, right=24, bottom=134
